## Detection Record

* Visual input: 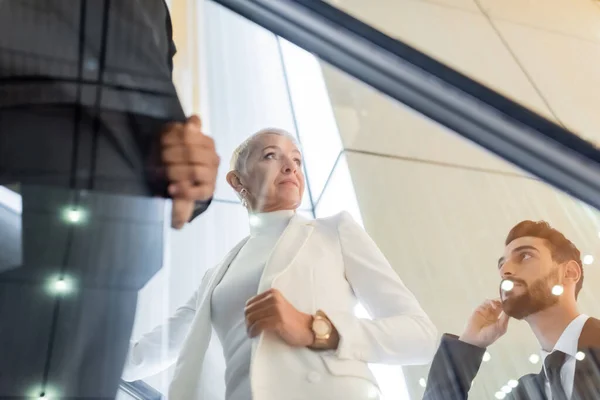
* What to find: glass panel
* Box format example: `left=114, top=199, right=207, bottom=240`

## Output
left=2, top=2, right=599, bottom=400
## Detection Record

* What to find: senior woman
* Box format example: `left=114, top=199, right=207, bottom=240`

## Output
left=123, top=128, right=438, bottom=400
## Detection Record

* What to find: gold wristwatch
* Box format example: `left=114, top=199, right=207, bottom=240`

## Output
left=310, top=310, right=333, bottom=349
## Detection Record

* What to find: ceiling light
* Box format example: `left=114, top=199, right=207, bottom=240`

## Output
left=529, top=354, right=540, bottom=364
left=501, top=280, right=514, bottom=292
left=482, top=352, right=491, bottom=362
left=583, top=255, right=594, bottom=265
left=248, top=214, right=260, bottom=226
left=66, top=209, right=82, bottom=223
left=54, top=279, right=67, bottom=292
left=508, top=379, right=518, bottom=388
left=576, top=351, right=586, bottom=361
left=49, top=277, right=73, bottom=295
left=551, top=285, right=564, bottom=296
left=62, top=207, right=86, bottom=224
left=495, top=391, right=506, bottom=399
left=419, top=378, right=427, bottom=388
left=502, top=385, right=512, bottom=393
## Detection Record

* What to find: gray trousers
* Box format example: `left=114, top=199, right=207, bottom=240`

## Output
left=0, top=106, right=169, bottom=399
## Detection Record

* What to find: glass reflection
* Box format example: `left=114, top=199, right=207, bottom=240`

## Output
left=1, top=1, right=599, bottom=400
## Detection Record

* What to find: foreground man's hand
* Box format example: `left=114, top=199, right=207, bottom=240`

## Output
left=245, top=289, right=315, bottom=347
left=459, top=299, right=509, bottom=348
left=161, top=115, right=220, bottom=229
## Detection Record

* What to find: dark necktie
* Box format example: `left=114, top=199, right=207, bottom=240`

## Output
left=545, top=350, right=568, bottom=400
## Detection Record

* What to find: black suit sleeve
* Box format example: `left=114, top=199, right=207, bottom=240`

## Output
left=423, top=334, right=486, bottom=400
left=163, top=0, right=177, bottom=75
left=189, top=198, right=213, bottom=221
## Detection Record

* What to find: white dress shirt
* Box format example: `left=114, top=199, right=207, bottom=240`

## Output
left=211, top=210, right=294, bottom=400
left=540, top=314, right=589, bottom=399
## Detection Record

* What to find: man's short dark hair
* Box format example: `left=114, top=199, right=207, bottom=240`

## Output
left=505, top=220, right=583, bottom=298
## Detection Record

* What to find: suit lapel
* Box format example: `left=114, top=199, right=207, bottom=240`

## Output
left=510, top=373, right=547, bottom=400
left=257, top=214, right=314, bottom=293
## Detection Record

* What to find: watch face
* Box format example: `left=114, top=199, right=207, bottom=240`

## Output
left=313, top=319, right=331, bottom=337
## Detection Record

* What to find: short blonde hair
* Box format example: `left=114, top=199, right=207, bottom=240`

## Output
left=230, top=128, right=299, bottom=173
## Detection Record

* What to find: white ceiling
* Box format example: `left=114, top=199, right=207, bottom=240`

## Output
left=326, top=0, right=600, bottom=144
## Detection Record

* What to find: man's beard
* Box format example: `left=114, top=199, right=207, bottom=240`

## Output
left=501, top=269, right=561, bottom=320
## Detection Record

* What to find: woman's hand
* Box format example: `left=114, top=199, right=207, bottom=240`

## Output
left=245, top=289, right=314, bottom=347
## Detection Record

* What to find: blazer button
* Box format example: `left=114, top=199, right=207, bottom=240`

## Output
left=307, top=371, right=322, bottom=383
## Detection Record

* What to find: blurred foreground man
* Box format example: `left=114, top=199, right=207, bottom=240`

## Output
left=424, top=221, right=600, bottom=400
left=0, top=1, right=219, bottom=398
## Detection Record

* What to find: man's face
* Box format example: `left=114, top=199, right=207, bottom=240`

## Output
left=498, top=236, right=562, bottom=319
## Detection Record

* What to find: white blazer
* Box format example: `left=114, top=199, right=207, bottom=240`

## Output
left=123, top=212, right=438, bottom=400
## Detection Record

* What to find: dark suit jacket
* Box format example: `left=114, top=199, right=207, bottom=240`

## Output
left=0, top=0, right=182, bottom=119
left=0, top=0, right=211, bottom=220
left=423, top=317, right=600, bottom=400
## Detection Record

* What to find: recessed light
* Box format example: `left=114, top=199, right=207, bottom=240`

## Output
left=49, top=277, right=73, bottom=295
left=495, top=391, right=506, bottom=399
left=551, top=285, right=564, bottom=296
left=529, top=354, right=540, bottom=364
left=501, top=280, right=514, bottom=292
left=419, top=378, right=427, bottom=387
left=482, top=352, right=491, bottom=362
left=62, top=207, right=86, bottom=224
left=66, top=209, right=82, bottom=223
left=576, top=351, right=586, bottom=361
left=54, top=279, right=67, bottom=292
left=508, top=379, right=518, bottom=388
left=583, top=255, right=594, bottom=265
left=502, top=385, right=512, bottom=393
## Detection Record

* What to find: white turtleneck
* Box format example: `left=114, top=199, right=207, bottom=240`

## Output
left=211, top=210, right=295, bottom=400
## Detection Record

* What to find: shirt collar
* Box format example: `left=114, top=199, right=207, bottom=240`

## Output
left=541, top=314, right=589, bottom=362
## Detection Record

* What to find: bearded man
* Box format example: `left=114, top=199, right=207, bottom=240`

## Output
left=423, top=220, right=600, bottom=400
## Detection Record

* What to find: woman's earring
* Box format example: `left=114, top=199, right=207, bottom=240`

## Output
left=240, top=188, right=248, bottom=208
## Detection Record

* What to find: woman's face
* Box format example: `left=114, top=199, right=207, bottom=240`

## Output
left=235, top=133, right=305, bottom=213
